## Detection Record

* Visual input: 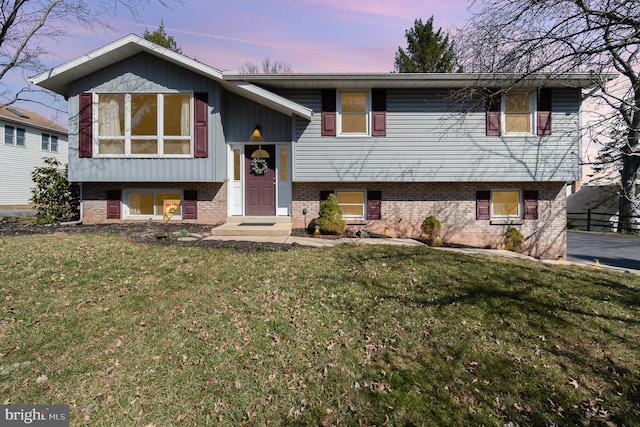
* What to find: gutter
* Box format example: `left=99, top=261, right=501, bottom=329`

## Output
left=60, top=183, right=83, bottom=226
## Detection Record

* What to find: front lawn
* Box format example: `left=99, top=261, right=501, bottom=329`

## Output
left=1, top=233, right=638, bottom=425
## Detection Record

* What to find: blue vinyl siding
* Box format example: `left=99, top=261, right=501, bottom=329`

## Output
left=286, top=88, right=581, bottom=182
left=67, top=53, right=225, bottom=182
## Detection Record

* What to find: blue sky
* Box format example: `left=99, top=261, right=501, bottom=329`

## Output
left=52, top=0, right=474, bottom=73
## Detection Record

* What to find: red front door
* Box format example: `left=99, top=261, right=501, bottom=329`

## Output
left=245, top=145, right=276, bottom=216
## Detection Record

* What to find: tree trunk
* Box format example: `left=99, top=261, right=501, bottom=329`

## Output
left=617, top=155, right=639, bottom=233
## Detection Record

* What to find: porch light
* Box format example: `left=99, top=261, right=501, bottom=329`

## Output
left=250, top=125, right=270, bottom=158
left=250, top=125, right=264, bottom=142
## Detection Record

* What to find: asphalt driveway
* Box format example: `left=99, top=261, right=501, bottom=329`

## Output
left=567, top=230, right=640, bottom=271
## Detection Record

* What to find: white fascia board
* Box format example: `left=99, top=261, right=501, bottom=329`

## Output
left=30, top=34, right=224, bottom=94
left=227, top=81, right=313, bottom=120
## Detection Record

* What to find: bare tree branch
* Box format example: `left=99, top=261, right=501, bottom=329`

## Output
left=459, top=0, right=640, bottom=232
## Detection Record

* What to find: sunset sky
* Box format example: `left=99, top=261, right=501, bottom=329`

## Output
left=6, top=0, right=609, bottom=179
left=48, top=0, right=474, bottom=73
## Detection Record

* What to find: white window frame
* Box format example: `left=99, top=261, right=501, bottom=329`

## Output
left=4, top=126, right=26, bottom=147
left=491, top=189, right=522, bottom=219
left=335, top=190, right=366, bottom=219
left=41, top=133, right=58, bottom=152
left=337, top=91, right=370, bottom=136
left=95, top=92, right=193, bottom=158
left=123, top=189, right=184, bottom=220
left=502, top=92, right=536, bottom=136
left=50, top=135, right=58, bottom=152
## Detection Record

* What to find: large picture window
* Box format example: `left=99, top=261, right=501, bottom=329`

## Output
left=96, top=93, right=191, bottom=157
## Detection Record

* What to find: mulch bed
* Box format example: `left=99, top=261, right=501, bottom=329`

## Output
left=0, top=221, right=302, bottom=253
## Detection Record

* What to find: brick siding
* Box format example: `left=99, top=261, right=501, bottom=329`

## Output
left=292, top=182, right=567, bottom=260
left=81, top=182, right=227, bottom=226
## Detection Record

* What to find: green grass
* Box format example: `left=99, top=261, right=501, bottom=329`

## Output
left=1, top=233, right=639, bottom=426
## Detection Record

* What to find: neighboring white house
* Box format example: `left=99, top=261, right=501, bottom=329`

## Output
left=567, top=184, right=640, bottom=232
left=0, top=105, right=68, bottom=205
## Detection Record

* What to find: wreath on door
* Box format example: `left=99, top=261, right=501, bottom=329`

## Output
left=251, top=157, right=269, bottom=176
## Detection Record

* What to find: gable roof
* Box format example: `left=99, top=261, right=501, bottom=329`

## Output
left=30, top=34, right=617, bottom=121
left=0, top=105, right=67, bottom=134
left=29, top=34, right=313, bottom=120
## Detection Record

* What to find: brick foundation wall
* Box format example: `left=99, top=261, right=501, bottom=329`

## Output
left=82, top=182, right=227, bottom=225
left=292, top=182, right=567, bottom=260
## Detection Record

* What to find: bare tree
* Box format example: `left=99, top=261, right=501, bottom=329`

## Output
left=239, top=58, right=292, bottom=74
left=458, top=0, right=640, bottom=233
left=0, top=0, right=176, bottom=109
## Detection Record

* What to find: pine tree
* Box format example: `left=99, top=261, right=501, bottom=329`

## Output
left=394, top=17, right=461, bottom=73
left=143, top=19, right=182, bottom=54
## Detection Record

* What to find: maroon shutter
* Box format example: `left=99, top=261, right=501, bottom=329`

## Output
left=183, top=190, right=197, bottom=219
left=537, top=89, right=552, bottom=136
left=321, top=90, right=336, bottom=136
left=523, top=190, right=539, bottom=219
left=106, top=190, right=121, bottom=219
left=371, top=89, right=386, bottom=137
left=486, top=95, right=501, bottom=136
left=194, top=92, right=208, bottom=158
left=367, top=190, right=382, bottom=220
left=476, top=191, right=491, bottom=220
left=79, top=92, right=93, bottom=158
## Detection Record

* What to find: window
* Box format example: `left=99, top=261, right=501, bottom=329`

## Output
left=124, top=190, right=183, bottom=219
left=338, top=92, right=369, bottom=135
left=503, top=92, right=534, bottom=134
left=279, top=148, right=288, bottom=181
left=233, top=149, right=241, bottom=181
left=491, top=190, right=521, bottom=218
left=336, top=190, right=365, bottom=218
left=96, top=93, right=191, bottom=157
left=41, top=133, right=58, bottom=152
left=4, top=126, right=25, bottom=146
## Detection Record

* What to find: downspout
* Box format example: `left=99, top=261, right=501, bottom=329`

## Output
left=60, top=183, right=83, bottom=226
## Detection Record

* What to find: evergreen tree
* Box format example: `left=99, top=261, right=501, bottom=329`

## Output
left=394, top=17, right=461, bottom=73
left=143, top=19, right=182, bottom=54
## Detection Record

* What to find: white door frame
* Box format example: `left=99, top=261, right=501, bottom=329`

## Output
left=227, top=143, right=291, bottom=216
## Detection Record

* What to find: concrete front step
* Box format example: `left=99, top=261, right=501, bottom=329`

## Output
left=210, top=216, right=292, bottom=237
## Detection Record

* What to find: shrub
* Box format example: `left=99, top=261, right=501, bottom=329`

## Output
left=567, top=219, right=581, bottom=230
left=315, top=194, right=346, bottom=235
left=503, top=227, right=524, bottom=252
left=30, top=158, right=80, bottom=224
left=421, top=215, right=442, bottom=246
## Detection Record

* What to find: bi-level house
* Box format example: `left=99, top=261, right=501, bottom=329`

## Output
left=0, top=105, right=68, bottom=205
left=31, top=35, right=613, bottom=259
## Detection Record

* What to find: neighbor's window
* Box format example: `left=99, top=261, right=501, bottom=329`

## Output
left=492, top=190, right=521, bottom=218
left=97, top=93, right=191, bottom=157
left=339, top=92, right=368, bottom=135
left=503, top=92, right=533, bottom=134
left=4, top=126, right=26, bottom=146
left=41, top=133, right=59, bottom=152
left=125, top=190, right=182, bottom=218
left=336, top=191, right=365, bottom=218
